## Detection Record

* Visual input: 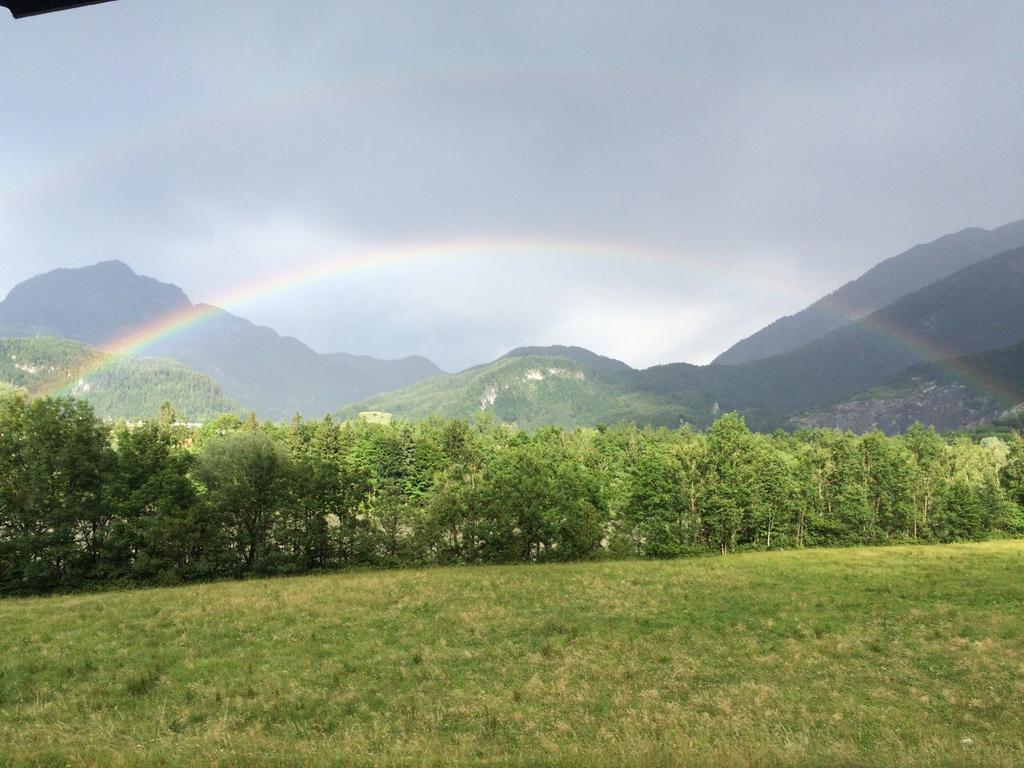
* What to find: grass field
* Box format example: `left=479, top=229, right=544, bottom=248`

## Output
left=1, top=542, right=1023, bottom=767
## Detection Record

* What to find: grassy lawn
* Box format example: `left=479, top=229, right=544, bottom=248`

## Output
left=1, top=541, right=1023, bottom=767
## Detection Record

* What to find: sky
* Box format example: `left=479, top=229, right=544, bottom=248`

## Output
left=2, top=1, right=1023, bottom=371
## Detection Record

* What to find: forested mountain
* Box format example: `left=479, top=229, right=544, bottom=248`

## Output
left=0, top=261, right=442, bottom=419
left=637, top=246, right=1024, bottom=423
left=144, top=306, right=441, bottom=420
left=337, top=354, right=713, bottom=430
left=7, top=231, right=1024, bottom=433
left=714, top=219, right=1024, bottom=364
left=345, top=247, right=1024, bottom=432
left=0, top=337, right=239, bottom=421
left=791, top=341, right=1024, bottom=434
left=500, top=345, right=635, bottom=377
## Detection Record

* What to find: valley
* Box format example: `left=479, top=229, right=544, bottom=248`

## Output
left=5, top=7, right=1023, bottom=768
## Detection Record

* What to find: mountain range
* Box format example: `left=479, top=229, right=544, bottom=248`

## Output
left=340, top=223, right=1024, bottom=432
left=2, top=218, right=1023, bottom=432
left=631, top=245, right=1024, bottom=424
left=713, top=219, right=1024, bottom=364
left=0, top=260, right=441, bottom=420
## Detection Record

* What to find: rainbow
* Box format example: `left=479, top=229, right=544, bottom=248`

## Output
left=30, top=234, right=1021, bottom=416
left=829, top=309, right=1023, bottom=411
left=40, top=234, right=792, bottom=391
left=8, top=60, right=1016, bottom=414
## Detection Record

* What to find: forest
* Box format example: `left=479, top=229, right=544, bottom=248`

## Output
left=1, top=392, right=1022, bottom=596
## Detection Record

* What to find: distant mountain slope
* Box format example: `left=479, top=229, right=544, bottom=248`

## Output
left=337, top=354, right=713, bottom=430
left=323, top=352, right=443, bottom=392
left=714, top=219, right=1024, bottom=364
left=0, top=262, right=441, bottom=419
left=790, top=341, right=1024, bottom=434
left=341, top=248, right=1024, bottom=431
left=0, top=337, right=240, bottom=421
left=0, top=260, right=190, bottom=343
left=9, top=230, right=1023, bottom=432
left=637, top=246, right=1024, bottom=426
left=501, top=345, right=634, bottom=377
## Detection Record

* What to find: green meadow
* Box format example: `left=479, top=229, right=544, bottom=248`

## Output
left=1, top=541, right=1023, bottom=767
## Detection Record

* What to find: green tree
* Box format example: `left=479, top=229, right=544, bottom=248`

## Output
left=860, top=430, right=914, bottom=541
left=746, top=436, right=799, bottom=550
left=625, top=442, right=691, bottom=557
left=998, top=435, right=1024, bottom=532
left=702, top=413, right=757, bottom=553
left=194, top=430, right=290, bottom=575
left=0, top=396, right=112, bottom=593
left=903, top=423, right=945, bottom=539
left=104, top=422, right=209, bottom=583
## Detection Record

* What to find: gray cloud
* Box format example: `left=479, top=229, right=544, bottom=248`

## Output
left=2, top=1, right=1023, bottom=369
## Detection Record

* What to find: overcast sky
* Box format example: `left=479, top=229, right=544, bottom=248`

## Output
left=2, top=1, right=1023, bottom=370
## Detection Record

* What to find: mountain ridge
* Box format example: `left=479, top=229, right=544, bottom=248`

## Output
left=7, top=219, right=1024, bottom=433
left=0, top=262, right=442, bottom=419
left=341, top=244, right=1024, bottom=433
left=635, top=245, right=1024, bottom=424
left=500, top=345, right=634, bottom=377
left=713, top=219, right=1024, bottom=365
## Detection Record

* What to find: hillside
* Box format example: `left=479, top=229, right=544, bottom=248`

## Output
left=791, top=340, right=1024, bottom=433
left=2, top=542, right=1023, bottom=767
left=8, top=234, right=1024, bottom=431
left=344, top=248, right=1024, bottom=432
left=714, top=219, right=1024, bottom=364
left=0, top=261, right=442, bottom=419
left=637, top=246, right=1024, bottom=427
left=337, top=354, right=713, bottom=429
left=0, top=337, right=240, bottom=421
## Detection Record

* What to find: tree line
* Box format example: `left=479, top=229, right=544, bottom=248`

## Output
left=1, top=393, right=1022, bottom=595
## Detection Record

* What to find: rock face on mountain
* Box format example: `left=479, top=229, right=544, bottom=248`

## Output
left=0, top=261, right=441, bottom=419
left=791, top=341, right=1024, bottom=434
left=714, top=219, right=1024, bottom=365
left=790, top=381, right=1004, bottom=434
